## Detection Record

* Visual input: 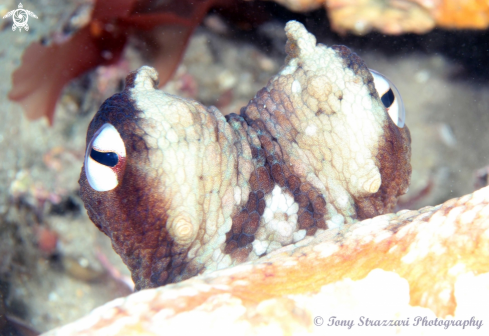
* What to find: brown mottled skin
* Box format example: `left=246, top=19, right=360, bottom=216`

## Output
left=79, top=21, right=411, bottom=290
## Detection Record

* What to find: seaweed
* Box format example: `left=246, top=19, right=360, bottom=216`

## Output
left=8, top=0, right=225, bottom=125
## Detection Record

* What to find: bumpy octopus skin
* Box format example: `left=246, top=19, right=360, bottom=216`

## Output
left=79, top=21, right=411, bottom=290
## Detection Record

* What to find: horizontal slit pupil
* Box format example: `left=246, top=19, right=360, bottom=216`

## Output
left=90, top=148, right=119, bottom=167
left=381, top=89, right=395, bottom=108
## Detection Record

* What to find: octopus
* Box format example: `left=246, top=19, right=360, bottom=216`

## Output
left=79, top=21, right=411, bottom=290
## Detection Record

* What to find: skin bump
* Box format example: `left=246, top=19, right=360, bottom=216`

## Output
left=79, top=21, right=411, bottom=290
left=169, top=215, right=196, bottom=245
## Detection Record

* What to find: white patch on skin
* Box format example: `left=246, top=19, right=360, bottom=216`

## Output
left=262, top=207, right=273, bottom=224
left=304, top=124, right=317, bottom=136
left=291, top=80, right=302, bottom=93
left=217, top=218, right=233, bottom=235
left=261, top=186, right=300, bottom=245
left=233, top=187, right=242, bottom=204
left=326, top=214, right=345, bottom=229
left=166, top=128, right=178, bottom=143
left=292, top=229, right=307, bottom=243
left=252, top=240, right=269, bottom=256
left=335, top=192, right=350, bottom=210
left=268, top=218, right=298, bottom=244
left=287, top=203, right=299, bottom=216
left=216, top=254, right=232, bottom=270
left=211, top=248, right=222, bottom=262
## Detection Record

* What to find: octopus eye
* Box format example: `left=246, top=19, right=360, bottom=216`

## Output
left=84, top=123, right=126, bottom=191
left=369, top=69, right=405, bottom=128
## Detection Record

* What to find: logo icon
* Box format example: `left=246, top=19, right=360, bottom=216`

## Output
left=2, top=3, right=38, bottom=32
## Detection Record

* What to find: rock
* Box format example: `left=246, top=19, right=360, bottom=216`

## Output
left=41, top=186, right=489, bottom=335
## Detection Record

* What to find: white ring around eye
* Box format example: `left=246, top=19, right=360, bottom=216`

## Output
left=85, top=123, right=126, bottom=192
left=369, top=69, right=405, bottom=128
